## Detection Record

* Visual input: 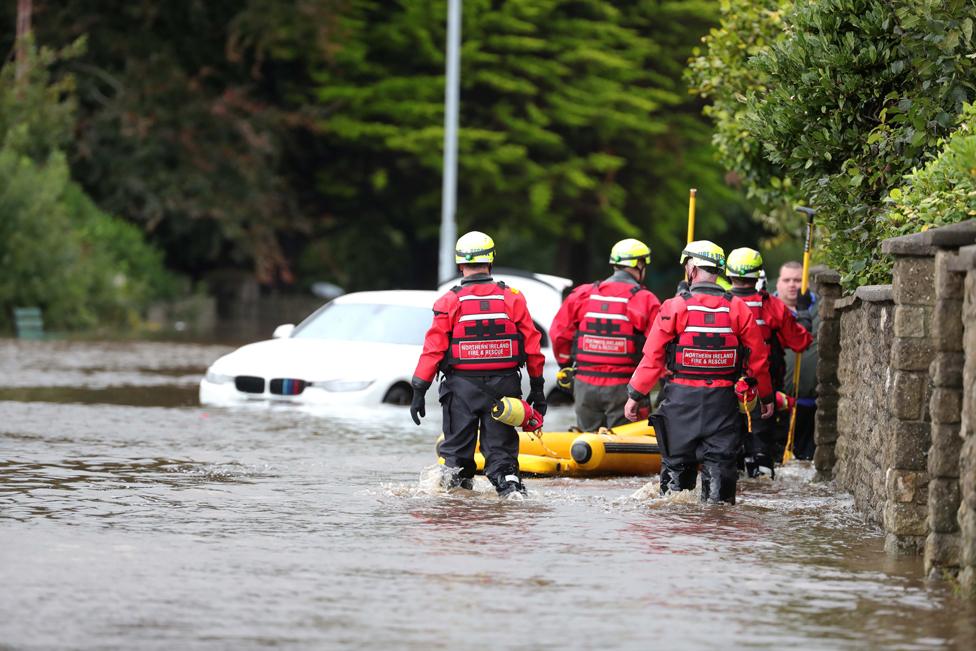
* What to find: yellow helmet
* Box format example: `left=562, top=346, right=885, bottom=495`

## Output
left=726, top=247, right=764, bottom=278
left=679, top=240, right=725, bottom=270
left=609, top=238, right=651, bottom=267
left=716, top=275, right=733, bottom=290
left=455, top=231, right=495, bottom=264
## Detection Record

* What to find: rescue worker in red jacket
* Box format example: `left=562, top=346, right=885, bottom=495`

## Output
left=623, top=240, right=774, bottom=504
left=410, top=231, right=546, bottom=497
left=726, top=248, right=813, bottom=478
left=549, top=239, right=661, bottom=431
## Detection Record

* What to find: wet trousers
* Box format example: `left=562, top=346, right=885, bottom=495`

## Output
left=574, top=379, right=630, bottom=432
left=653, top=382, right=740, bottom=504
left=791, top=404, right=816, bottom=460
left=740, top=409, right=786, bottom=473
left=436, top=372, right=522, bottom=491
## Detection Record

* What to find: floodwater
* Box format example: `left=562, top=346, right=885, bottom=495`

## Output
left=1, top=341, right=974, bottom=650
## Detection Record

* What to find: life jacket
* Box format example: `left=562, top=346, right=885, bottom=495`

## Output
left=666, top=290, right=742, bottom=381
left=738, top=290, right=786, bottom=389
left=573, top=281, right=646, bottom=379
left=444, top=281, right=526, bottom=372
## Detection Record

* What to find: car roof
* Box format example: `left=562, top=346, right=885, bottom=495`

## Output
left=333, top=290, right=438, bottom=307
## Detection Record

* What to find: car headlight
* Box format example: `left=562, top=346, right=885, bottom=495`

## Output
left=315, top=379, right=374, bottom=392
left=204, top=370, right=234, bottom=384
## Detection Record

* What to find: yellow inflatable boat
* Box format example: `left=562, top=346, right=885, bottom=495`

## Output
left=436, top=420, right=661, bottom=477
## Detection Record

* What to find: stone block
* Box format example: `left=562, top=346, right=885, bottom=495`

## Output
left=816, top=423, right=838, bottom=445
left=959, top=501, right=976, bottom=566
left=818, top=319, right=840, bottom=346
left=935, top=251, right=966, bottom=299
left=893, top=256, right=936, bottom=306
left=889, top=421, right=930, bottom=470
left=928, top=424, right=963, bottom=477
left=884, top=501, right=929, bottom=536
left=930, top=388, right=962, bottom=425
left=928, top=479, right=961, bottom=533
left=894, top=305, right=927, bottom=338
left=814, top=443, right=836, bottom=474
left=817, top=359, right=839, bottom=382
left=924, top=533, right=960, bottom=577
left=929, top=220, right=976, bottom=249
left=932, top=300, right=964, bottom=352
left=890, top=372, right=927, bottom=420
left=856, top=285, right=894, bottom=303
left=891, top=338, right=934, bottom=372
left=929, top=354, right=964, bottom=388
left=887, top=468, right=925, bottom=503
left=814, top=269, right=842, bottom=287
left=960, top=567, right=976, bottom=597
left=885, top=532, right=926, bottom=556
left=956, top=244, right=976, bottom=270
left=820, top=297, right=840, bottom=320
left=883, top=229, right=938, bottom=256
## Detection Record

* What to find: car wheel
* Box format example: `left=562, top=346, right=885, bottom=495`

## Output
left=383, top=383, right=413, bottom=406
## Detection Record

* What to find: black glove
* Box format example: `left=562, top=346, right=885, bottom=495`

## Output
left=409, top=377, right=430, bottom=426
left=527, top=376, right=547, bottom=416
left=796, top=291, right=813, bottom=311
left=796, top=311, right=814, bottom=332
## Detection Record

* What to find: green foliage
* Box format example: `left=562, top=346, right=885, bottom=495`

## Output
left=0, top=44, right=177, bottom=332
left=885, top=104, right=976, bottom=235
left=689, top=0, right=976, bottom=289
left=288, top=0, right=755, bottom=288
left=19, top=2, right=307, bottom=284
left=8, top=1, right=760, bottom=295
left=687, top=0, right=796, bottom=231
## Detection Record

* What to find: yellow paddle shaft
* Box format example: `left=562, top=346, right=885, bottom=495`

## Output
left=686, top=188, right=697, bottom=244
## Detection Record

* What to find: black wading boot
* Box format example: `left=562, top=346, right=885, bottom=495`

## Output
left=660, top=462, right=696, bottom=496
left=490, top=471, right=526, bottom=498
left=442, top=465, right=475, bottom=491
left=701, top=463, right=737, bottom=505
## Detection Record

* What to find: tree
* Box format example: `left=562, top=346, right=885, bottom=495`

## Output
left=0, top=42, right=175, bottom=331
left=283, top=0, right=756, bottom=289
left=690, top=0, right=976, bottom=288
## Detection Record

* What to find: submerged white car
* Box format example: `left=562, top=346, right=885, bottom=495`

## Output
left=199, top=271, right=570, bottom=407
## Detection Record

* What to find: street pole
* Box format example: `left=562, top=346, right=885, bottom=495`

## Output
left=438, top=0, right=461, bottom=284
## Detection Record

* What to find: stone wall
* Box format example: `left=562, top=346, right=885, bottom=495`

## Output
left=832, top=287, right=894, bottom=524
left=954, top=243, right=976, bottom=595
left=813, top=270, right=842, bottom=479
left=815, top=220, right=976, bottom=594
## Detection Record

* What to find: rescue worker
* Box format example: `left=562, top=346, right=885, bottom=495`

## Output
left=623, top=240, right=774, bottom=504
left=549, top=239, right=661, bottom=431
left=409, top=231, right=547, bottom=497
left=726, top=248, right=813, bottom=477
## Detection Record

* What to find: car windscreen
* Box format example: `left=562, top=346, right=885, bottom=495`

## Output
left=291, top=302, right=432, bottom=345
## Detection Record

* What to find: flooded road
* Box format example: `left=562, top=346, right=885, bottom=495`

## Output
left=1, top=340, right=974, bottom=650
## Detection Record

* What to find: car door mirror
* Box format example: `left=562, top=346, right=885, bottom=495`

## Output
left=272, top=323, right=295, bottom=339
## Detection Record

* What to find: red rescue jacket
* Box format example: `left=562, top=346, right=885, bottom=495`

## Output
left=731, top=288, right=813, bottom=391
left=413, top=275, right=545, bottom=383
left=666, top=290, right=742, bottom=382
left=628, top=283, right=772, bottom=399
left=550, top=274, right=660, bottom=387
left=444, top=283, right=525, bottom=371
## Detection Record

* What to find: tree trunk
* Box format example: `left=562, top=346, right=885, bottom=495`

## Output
left=16, top=0, right=32, bottom=84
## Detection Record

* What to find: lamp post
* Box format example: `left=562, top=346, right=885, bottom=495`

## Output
left=438, top=0, right=461, bottom=283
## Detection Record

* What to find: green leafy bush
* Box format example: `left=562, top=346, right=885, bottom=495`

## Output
left=0, top=44, right=178, bottom=332
left=885, top=104, right=976, bottom=236
left=689, top=0, right=976, bottom=289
